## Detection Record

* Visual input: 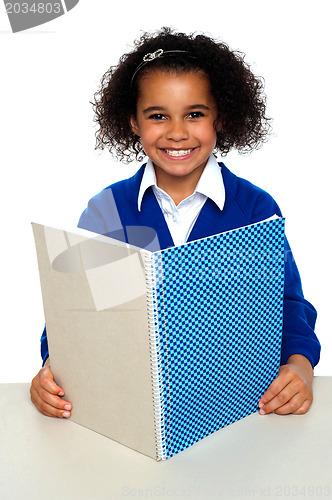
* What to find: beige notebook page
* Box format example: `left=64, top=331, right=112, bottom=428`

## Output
left=32, top=223, right=157, bottom=459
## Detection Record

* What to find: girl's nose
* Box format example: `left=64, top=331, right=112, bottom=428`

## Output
left=165, top=119, right=189, bottom=141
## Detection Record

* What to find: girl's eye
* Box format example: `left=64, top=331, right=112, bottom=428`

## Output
left=188, top=111, right=204, bottom=119
left=149, top=114, right=166, bottom=120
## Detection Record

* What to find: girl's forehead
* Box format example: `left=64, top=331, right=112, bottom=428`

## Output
left=137, top=69, right=212, bottom=98
left=139, top=68, right=208, bottom=83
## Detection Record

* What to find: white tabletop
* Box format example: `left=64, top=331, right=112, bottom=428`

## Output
left=0, top=378, right=331, bottom=499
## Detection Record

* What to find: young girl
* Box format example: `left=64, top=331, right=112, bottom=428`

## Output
left=31, top=27, right=320, bottom=419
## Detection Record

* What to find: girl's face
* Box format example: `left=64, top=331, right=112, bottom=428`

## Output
left=130, top=70, right=220, bottom=194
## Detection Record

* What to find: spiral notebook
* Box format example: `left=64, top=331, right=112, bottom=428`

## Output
left=32, top=216, right=285, bottom=461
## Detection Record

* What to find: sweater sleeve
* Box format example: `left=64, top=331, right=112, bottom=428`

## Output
left=252, top=191, right=320, bottom=368
left=281, top=238, right=320, bottom=367
left=40, top=325, right=49, bottom=366
left=77, top=186, right=126, bottom=241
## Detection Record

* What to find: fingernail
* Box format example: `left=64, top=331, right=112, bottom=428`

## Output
left=259, top=409, right=266, bottom=415
left=258, top=402, right=264, bottom=408
left=62, top=411, right=71, bottom=418
left=64, top=405, right=71, bottom=410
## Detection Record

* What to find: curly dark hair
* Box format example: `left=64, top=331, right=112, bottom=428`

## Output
left=92, top=27, right=271, bottom=163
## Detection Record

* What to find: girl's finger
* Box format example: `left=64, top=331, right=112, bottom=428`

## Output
left=259, top=381, right=299, bottom=414
left=31, top=386, right=71, bottom=418
left=272, top=393, right=308, bottom=415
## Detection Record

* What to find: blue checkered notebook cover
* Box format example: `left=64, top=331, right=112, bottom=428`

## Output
left=145, top=216, right=285, bottom=460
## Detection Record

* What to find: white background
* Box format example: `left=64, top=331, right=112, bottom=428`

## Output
left=0, top=0, right=331, bottom=382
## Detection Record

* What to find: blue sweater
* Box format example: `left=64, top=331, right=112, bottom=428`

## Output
left=40, top=163, right=320, bottom=368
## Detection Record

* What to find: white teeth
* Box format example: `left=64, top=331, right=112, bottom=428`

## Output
left=164, top=149, right=193, bottom=157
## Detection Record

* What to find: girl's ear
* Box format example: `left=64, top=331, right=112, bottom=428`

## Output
left=130, top=115, right=140, bottom=136
left=215, top=117, right=223, bottom=133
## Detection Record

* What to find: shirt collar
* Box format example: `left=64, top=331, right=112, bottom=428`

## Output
left=137, top=158, right=157, bottom=211
left=195, top=154, right=225, bottom=211
left=137, top=154, right=225, bottom=212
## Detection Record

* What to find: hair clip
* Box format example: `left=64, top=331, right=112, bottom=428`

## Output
left=143, top=49, right=164, bottom=62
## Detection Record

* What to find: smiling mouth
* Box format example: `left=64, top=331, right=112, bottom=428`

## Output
left=163, top=148, right=195, bottom=157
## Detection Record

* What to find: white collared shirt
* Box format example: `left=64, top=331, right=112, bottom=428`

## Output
left=137, top=155, right=225, bottom=246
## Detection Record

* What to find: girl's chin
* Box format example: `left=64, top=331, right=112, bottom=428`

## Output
left=153, top=160, right=207, bottom=181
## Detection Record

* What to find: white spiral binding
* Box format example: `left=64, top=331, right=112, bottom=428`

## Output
left=143, top=251, right=167, bottom=461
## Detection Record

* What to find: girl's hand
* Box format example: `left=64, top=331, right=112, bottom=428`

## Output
left=30, top=359, right=72, bottom=418
left=258, top=354, right=314, bottom=415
